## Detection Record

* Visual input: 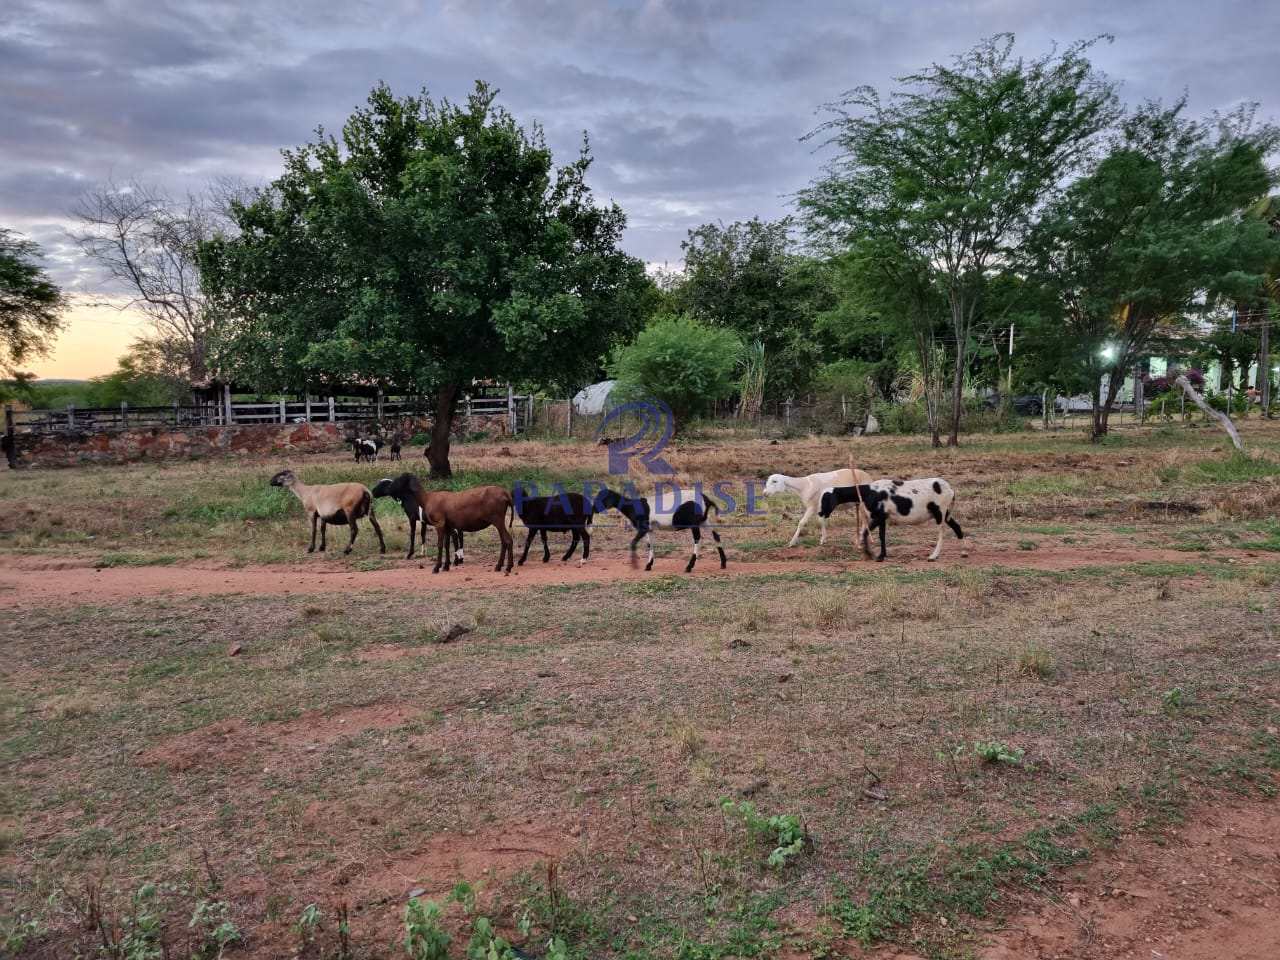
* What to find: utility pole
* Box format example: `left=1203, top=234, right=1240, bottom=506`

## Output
left=1259, top=303, right=1272, bottom=419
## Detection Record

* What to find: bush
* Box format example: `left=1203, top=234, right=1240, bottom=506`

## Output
left=609, top=313, right=743, bottom=429
left=815, top=359, right=879, bottom=425
left=873, top=399, right=931, bottom=435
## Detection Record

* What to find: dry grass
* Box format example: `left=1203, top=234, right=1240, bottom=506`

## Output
left=3, top=424, right=1280, bottom=957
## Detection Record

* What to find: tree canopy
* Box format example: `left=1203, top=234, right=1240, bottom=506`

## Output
left=0, top=228, right=66, bottom=377
left=800, top=34, right=1119, bottom=445
left=200, top=81, right=653, bottom=475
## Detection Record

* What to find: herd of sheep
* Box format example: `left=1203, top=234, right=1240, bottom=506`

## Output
left=268, top=451, right=965, bottom=574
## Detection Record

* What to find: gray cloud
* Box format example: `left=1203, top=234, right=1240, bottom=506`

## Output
left=2, top=0, right=1277, bottom=291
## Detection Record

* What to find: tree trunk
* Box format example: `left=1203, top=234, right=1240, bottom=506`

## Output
left=1175, top=375, right=1243, bottom=452
left=947, top=339, right=965, bottom=447
left=1090, top=366, right=1124, bottom=441
left=426, top=382, right=459, bottom=478
left=1259, top=306, right=1272, bottom=418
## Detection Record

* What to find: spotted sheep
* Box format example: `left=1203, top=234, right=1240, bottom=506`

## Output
left=598, top=486, right=726, bottom=573
left=352, top=437, right=382, bottom=462
left=819, top=477, right=964, bottom=562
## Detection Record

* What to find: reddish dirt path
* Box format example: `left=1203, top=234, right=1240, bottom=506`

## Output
left=974, top=801, right=1280, bottom=960
left=0, top=543, right=1243, bottom=607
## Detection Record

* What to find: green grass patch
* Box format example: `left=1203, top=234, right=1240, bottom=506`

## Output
left=1190, top=452, right=1280, bottom=483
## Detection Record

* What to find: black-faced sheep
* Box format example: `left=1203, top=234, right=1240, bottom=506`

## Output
left=820, top=478, right=963, bottom=562
left=512, top=487, right=596, bottom=566
left=599, top=486, right=726, bottom=573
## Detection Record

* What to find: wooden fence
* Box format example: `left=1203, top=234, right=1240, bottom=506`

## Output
left=7, top=389, right=535, bottom=436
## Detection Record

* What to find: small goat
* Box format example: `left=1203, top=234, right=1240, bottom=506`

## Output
left=372, top=474, right=514, bottom=574
left=270, top=469, right=386, bottom=555
left=599, top=486, right=725, bottom=573
left=820, top=478, right=963, bottom=562
left=388, top=438, right=402, bottom=461
left=512, top=486, right=595, bottom=566
left=762, top=467, right=873, bottom=546
left=353, top=437, right=382, bottom=462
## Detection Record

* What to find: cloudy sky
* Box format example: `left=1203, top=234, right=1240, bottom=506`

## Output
left=4, top=0, right=1277, bottom=376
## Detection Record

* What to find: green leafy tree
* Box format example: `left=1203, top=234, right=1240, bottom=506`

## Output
left=1027, top=99, right=1279, bottom=438
left=671, top=218, right=835, bottom=400
left=608, top=313, right=743, bottom=430
left=0, top=228, right=66, bottom=376
left=201, top=82, right=652, bottom=476
left=801, top=34, right=1118, bottom=445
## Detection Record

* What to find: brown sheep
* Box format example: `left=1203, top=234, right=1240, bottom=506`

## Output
left=269, top=469, right=386, bottom=555
left=372, top=473, right=514, bottom=574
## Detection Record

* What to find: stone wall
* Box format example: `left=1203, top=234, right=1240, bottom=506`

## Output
left=9, top=414, right=511, bottom=469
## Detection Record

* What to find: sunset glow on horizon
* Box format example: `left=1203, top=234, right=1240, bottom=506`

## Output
left=24, top=297, right=149, bottom=381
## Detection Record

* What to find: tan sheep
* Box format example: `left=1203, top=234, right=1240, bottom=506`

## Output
left=269, top=469, right=386, bottom=555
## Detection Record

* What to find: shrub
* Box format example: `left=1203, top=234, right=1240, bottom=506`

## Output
left=609, top=313, right=743, bottom=429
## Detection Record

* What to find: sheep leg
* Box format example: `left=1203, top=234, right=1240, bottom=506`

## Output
left=644, top=530, right=654, bottom=571
left=561, top=529, right=579, bottom=563
left=926, top=502, right=944, bottom=562
left=711, top=526, right=726, bottom=569
left=368, top=509, right=386, bottom=554
left=453, top=530, right=465, bottom=565
left=628, top=528, right=646, bottom=569
left=686, top=526, right=701, bottom=573
left=540, top=529, right=551, bottom=563
left=344, top=518, right=359, bottom=554
left=407, top=517, right=417, bottom=560
left=319, top=520, right=327, bottom=552
left=308, top=514, right=319, bottom=553
left=432, top=524, right=446, bottom=574
left=788, top=505, right=815, bottom=547
left=876, top=516, right=887, bottom=562
left=519, top=527, right=536, bottom=565
left=818, top=512, right=828, bottom=546
left=497, top=520, right=514, bottom=575
left=580, top=526, right=590, bottom=566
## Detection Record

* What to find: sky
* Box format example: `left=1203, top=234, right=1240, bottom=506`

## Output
left=4, top=0, right=1278, bottom=378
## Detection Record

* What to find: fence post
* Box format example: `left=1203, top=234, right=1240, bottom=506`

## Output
left=172, top=399, right=178, bottom=426
left=566, top=398, right=572, bottom=437
left=507, top=384, right=516, bottom=435
left=305, top=396, right=312, bottom=422
left=67, top=403, right=75, bottom=430
left=279, top=398, right=287, bottom=424
left=328, top=396, right=336, bottom=423
left=121, top=401, right=127, bottom=429
left=4, top=405, right=15, bottom=469
left=223, top=383, right=233, bottom=426
left=377, top=388, right=384, bottom=422
left=841, top=395, right=847, bottom=421
left=785, top=398, right=792, bottom=427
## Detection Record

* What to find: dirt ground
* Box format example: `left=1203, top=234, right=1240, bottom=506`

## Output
left=0, top=540, right=1257, bottom=606
left=3, top=422, right=1279, bottom=959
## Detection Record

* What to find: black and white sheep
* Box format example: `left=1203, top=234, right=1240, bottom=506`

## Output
left=353, top=437, right=382, bottom=462
left=512, top=487, right=596, bottom=566
left=599, top=486, right=726, bottom=573
left=820, top=478, right=963, bottom=562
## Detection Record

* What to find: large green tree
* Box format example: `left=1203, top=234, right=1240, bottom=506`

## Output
left=201, top=82, right=652, bottom=476
left=670, top=218, right=834, bottom=400
left=0, top=228, right=66, bottom=376
left=800, top=34, right=1118, bottom=445
left=1027, top=100, right=1279, bottom=438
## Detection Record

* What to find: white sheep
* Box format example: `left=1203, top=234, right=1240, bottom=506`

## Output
left=762, top=467, right=873, bottom=547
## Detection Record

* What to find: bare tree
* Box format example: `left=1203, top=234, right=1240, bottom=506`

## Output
left=68, top=179, right=247, bottom=384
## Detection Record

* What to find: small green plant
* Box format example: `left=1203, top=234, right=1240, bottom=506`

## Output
left=1162, top=686, right=1186, bottom=714
left=720, top=798, right=809, bottom=868
left=973, top=740, right=1024, bottom=765
left=189, top=899, right=240, bottom=958
left=404, top=897, right=451, bottom=960
left=296, top=902, right=322, bottom=948
left=1017, top=539, right=1037, bottom=551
